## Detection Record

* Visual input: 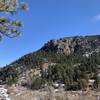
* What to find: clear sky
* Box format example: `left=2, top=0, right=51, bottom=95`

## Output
left=0, top=0, right=100, bottom=67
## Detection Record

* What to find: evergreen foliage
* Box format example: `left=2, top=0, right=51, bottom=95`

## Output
left=0, top=0, right=28, bottom=39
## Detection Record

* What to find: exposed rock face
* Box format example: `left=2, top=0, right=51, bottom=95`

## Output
left=42, top=38, right=74, bottom=55
left=42, top=35, right=100, bottom=55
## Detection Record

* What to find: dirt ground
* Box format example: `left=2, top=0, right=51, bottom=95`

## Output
left=8, top=86, right=100, bottom=100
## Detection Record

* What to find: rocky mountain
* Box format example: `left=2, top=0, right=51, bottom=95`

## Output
left=42, top=35, right=100, bottom=55
left=0, top=35, right=100, bottom=89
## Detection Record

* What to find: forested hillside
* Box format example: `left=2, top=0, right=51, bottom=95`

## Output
left=0, top=35, right=100, bottom=90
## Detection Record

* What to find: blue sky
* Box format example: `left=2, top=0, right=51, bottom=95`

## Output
left=0, top=0, right=100, bottom=67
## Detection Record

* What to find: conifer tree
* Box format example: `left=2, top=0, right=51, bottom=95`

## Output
left=0, top=0, right=28, bottom=40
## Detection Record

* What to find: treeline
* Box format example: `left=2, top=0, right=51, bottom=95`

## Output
left=27, top=51, right=100, bottom=90
left=41, top=53, right=100, bottom=90
left=1, top=50, right=100, bottom=90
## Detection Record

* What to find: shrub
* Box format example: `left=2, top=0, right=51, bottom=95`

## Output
left=30, top=76, right=45, bottom=90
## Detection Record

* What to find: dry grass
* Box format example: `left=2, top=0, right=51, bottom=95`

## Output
left=8, top=86, right=100, bottom=100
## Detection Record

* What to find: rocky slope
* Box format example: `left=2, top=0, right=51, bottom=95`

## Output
left=0, top=85, right=11, bottom=100
left=0, top=35, right=100, bottom=86
left=42, top=35, right=100, bottom=55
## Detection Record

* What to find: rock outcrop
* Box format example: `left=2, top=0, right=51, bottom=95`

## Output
left=42, top=35, right=100, bottom=55
left=0, top=85, right=11, bottom=100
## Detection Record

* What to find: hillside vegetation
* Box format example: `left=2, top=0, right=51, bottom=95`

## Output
left=0, top=35, right=100, bottom=91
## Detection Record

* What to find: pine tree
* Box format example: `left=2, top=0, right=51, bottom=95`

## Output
left=0, top=0, right=28, bottom=40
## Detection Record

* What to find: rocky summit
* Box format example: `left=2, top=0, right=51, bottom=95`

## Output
left=42, top=35, right=100, bottom=55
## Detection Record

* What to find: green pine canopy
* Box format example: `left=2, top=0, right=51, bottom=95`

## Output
left=0, top=0, right=18, bottom=12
